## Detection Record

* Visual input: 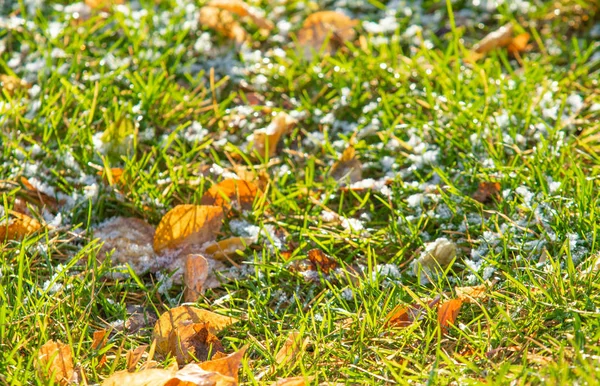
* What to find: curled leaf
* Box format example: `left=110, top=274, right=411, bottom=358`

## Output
left=184, top=254, right=209, bottom=303
left=36, top=340, right=75, bottom=385
left=199, top=345, right=248, bottom=382
left=297, top=11, right=358, bottom=58
left=507, top=33, right=531, bottom=55
left=438, top=298, right=463, bottom=335
left=471, top=23, right=514, bottom=56
left=200, top=179, right=261, bottom=212
left=153, top=205, right=224, bottom=253
left=208, top=0, right=273, bottom=30
left=153, top=305, right=238, bottom=356
left=385, top=296, right=441, bottom=328
left=330, top=146, right=362, bottom=184
left=253, top=112, right=297, bottom=158
left=126, top=345, right=148, bottom=372
left=472, top=181, right=501, bottom=204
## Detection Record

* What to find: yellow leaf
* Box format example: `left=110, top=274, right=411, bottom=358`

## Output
left=199, top=345, right=248, bottom=383
left=275, top=331, right=307, bottom=366
left=252, top=112, right=297, bottom=158
left=455, top=284, right=489, bottom=304
left=297, top=11, right=358, bottom=58
left=0, top=74, right=30, bottom=96
left=153, top=205, right=224, bottom=253
left=184, top=254, right=209, bottom=303
left=0, top=211, right=42, bottom=241
left=208, top=0, right=274, bottom=30
left=204, top=237, right=252, bottom=260
left=199, top=6, right=247, bottom=43
left=166, top=322, right=225, bottom=365
left=272, top=377, right=311, bottom=386
left=36, top=340, right=75, bottom=385
left=152, top=305, right=238, bottom=357
left=101, top=363, right=236, bottom=386
left=200, top=179, right=261, bottom=212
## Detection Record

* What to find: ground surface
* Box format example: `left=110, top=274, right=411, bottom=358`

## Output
left=1, top=0, right=600, bottom=384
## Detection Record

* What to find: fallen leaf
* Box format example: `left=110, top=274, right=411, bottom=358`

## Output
left=153, top=205, right=224, bottom=253
left=0, top=211, right=42, bottom=241
left=472, top=181, right=501, bottom=204
left=101, top=363, right=236, bottom=386
left=455, top=284, right=488, bottom=304
left=275, top=331, right=306, bottom=366
left=253, top=112, right=297, bottom=158
left=330, top=146, right=362, bottom=184
left=507, top=33, right=531, bottom=55
left=184, top=254, right=209, bottom=303
left=272, top=377, right=310, bottom=386
left=85, top=0, right=124, bottom=10
left=411, top=238, right=457, bottom=279
left=97, top=168, right=125, bottom=186
left=167, top=322, right=225, bottom=365
left=208, top=0, right=273, bottom=30
left=204, top=237, right=252, bottom=260
left=36, top=340, right=75, bottom=385
left=200, top=179, right=261, bottom=212
left=199, top=6, right=247, bottom=44
left=126, top=345, right=148, bottom=372
left=470, top=23, right=514, bottom=61
left=0, top=74, right=30, bottom=96
left=19, top=177, right=59, bottom=210
left=297, top=11, right=358, bottom=58
left=199, top=345, right=247, bottom=382
left=385, top=296, right=441, bottom=328
left=438, top=298, right=463, bottom=334
left=307, top=248, right=337, bottom=274
left=153, top=305, right=238, bottom=356
left=92, top=329, right=108, bottom=350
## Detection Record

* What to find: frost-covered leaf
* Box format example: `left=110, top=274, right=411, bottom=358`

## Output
left=153, top=205, right=224, bottom=253
left=204, top=237, right=253, bottom=260
left=330, top=146, right=362, bottom=184
left=208, top=0, right=273, bottom=30
left=200, top=179, right=261, bottom=212
left=152, top=305, right=237, bottom=357
left=252, top=112, right=297, bottom=158
left=0, top=211, right=42, bottom=241
left=184, top=254, right=209, bottom=303
left=438, top=298, right=463, bottom=334
left=297, top=11, right=358, bottom=58
left=36, top=340, right=75, bottom=385
left=199, top=6, right=247, bottom=43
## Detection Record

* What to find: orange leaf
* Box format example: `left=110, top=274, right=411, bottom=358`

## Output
left=208, top=0, right=273, bottom=30
left=204, top=237, right=252, bottom=260
left=507, top=33, right=531, bottom=55
left=307, top=248, right=337, bottom=274
left=153, top=205, right=224, bottom=253
left=92, top=329, right=107, bottom=350
left=101, top=363, right=236, bottom=386
left=200, top=179, right=261, bottom=212
left=297, top=11, right=358, bottom=58
left=199, top=6, right=247, bottom=43
left=455, top=284, right=488, bottom=304
left=152, top=305, right=237, bottom=357
left=97, top=168, right=125, bottom=186
left=126, top=345, right=148, bottom=371
left=467, top=23, right=514, bottom=62
left=36, top=340, right=75, bottom=385
left=472, top=181, right=501, bottom=204
left=199, top=345, right=247, bottom=383
left=438, top=298, right=463, bottom=334
left=385, top=296, right=441, bottom=328
left=0, top=211, right=42, bottom=241
left=19, top=177, right=59, bottom=210
left=252, top=112, right=297, bottom=158
left=184, top=254, right=209, bottom=303
left=167, top=322, right=225, bottom=365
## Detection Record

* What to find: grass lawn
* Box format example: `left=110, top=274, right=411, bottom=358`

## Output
left=1, top=0, right=600, bottom=384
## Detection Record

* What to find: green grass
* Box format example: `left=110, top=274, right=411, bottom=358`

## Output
left=1, top=0, right=600, bottom=384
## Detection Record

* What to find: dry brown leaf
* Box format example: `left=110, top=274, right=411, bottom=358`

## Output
left=330, top=146, right=363, bottom=184
left=297, top=11, right=358, bottom=58
left=200, top=179, right=261, bottom=212
left=199, top=345, right=248, bottom=383
left=101, top=363, right=236, bottom=386
left=167, top=322, right=225, bottom=365
left=385, top=296, right=441, bottom=328
left=0, top=74, right=30, bottom=96
left=36, top=340, right=75, bottom=385
left=275, top=331, right=306, bottom=366
left=153, top=305, right=238, bottom=356
left=455, top=284, right=488, bottom=304
left=0, top=211, right=42, bottom=241
left=438, top=298, right=463, bottom=334
left=19, top=177, right=59, bottom=210
left=272, top=377, right=310, bottom=386
left=208, top=0, right=273, bottom=30
left=92, top=329, right=108, bottom=350
left=307, top=248, right=337, bottom=274
left=472, top=181, right=501, bottom=204
left=204, top=237, right=252, bottom=260
left=126, top=345, right=148, bottom=372
left=199, top=6, right=247, bottom=43
left=471, top=23, right=514, bottom=58
left=253, top=112, right=297, bottom=158
left=184, top=254, right=209, bottom=303
left=153, top=205, right=224, bottom=253
left=507, top=33, right=531, bottom=55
